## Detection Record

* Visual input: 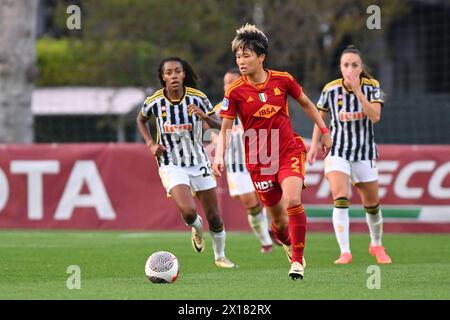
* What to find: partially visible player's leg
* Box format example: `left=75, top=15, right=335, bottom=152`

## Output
left=327, top=171, right=352, bottom=264
left=196, top=187, right=236, bottom=268
left=159, top=164, right=206, bottom=253
left=278, top=151, right=309, bottom=280
left=227, top=171, right=273, bottom=252
left=325, top=156, right=353, bottom=264
left=280, top=176, right=307, bottom=279
left=356, top=177, right=392, bottom=264
left=170, top=184, right=205, bottom=253
left=266, top=201, right=290, bottom=246
left=238, top=192, right=273, bottom=253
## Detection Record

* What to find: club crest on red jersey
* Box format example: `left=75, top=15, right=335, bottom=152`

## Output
left=258, top=93, right=268, bottom=102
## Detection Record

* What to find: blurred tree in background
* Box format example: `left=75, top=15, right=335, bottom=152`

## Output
left=37, top=0, right=407, bottom=98
left=0, top=0, right=38, bottom=143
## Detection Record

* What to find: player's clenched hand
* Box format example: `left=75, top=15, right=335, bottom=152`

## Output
left=306, top=145, right=318, bottom=165
left=188, top=104, right=207, bottom=120
left=321, top=133, right=332, bottom=159
left=149, top=143, right=166, bottom=157
left=212, top=159, right=224, bottom=177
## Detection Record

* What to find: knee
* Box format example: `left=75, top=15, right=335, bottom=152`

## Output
left=284, top=196, right=301, bottom=208
left=179, top=206, right=197, bottom=222
left=206, top=212, right=223, bottom=232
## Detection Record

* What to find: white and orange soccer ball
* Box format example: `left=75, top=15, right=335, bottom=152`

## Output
left=145, top=251, right=179, bottom=284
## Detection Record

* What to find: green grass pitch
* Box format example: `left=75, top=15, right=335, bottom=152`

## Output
left=0, top=230, right=449, bottom=299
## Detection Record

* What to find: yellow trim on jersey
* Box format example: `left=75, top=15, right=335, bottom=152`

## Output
left=371, top=100, right=384, bottom=104
left=322, top=77, right=380, bottom=93
left=362, top=77, right=380, bottom=87
left=140, top=110, right=150, bottom=119
left=225, top=78, right=245, bottom=96
left=155, top=119, right=161, bottom=144
left=220, top=114, right=236, bottom=120
left=271, top=70, right=294, bottom=81
left=213, top=102, right=222, bottom=113
left=322, top=78, right=343, bottom=92
left=186, top=87, right=207, bottom=98
left=316, top=106, right=329, bottom=112
left=143, top=89, right=164, bottom=105
left=162, top=87, right=187, bottom=105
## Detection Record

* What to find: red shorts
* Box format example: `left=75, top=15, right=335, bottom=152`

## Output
left=250, top=145, right=306, bottom=207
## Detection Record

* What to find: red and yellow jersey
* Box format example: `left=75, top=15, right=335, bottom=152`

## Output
left=219, top=69, right=305, bottom=173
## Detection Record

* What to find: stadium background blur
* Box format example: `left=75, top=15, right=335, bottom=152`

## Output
left=2, top=0, right=449, bottom=144
left=1, top=0, right=450, bottom=228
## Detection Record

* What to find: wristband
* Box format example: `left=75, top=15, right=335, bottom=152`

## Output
left=320, top=127, right=330, bottom=135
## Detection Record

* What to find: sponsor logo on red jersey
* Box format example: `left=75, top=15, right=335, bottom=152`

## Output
left=253, top=104, right=281, bottom=119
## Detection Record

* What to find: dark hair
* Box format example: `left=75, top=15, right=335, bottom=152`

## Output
left=340, top=45, right=373, bottom=79
left=231, top=24, right=268, bottom=57
left=158, top=57, right=199, bottom=89
left=226, top=67, right=240, bottom=76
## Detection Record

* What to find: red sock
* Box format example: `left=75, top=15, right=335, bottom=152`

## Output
left=270, top=222, right=290, bottom=245
left=287, top=204, right=307, bottom=264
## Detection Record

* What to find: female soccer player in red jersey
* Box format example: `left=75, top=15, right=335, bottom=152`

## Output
left=307, top=45, right=392, bottom=265
left=212, top=24, right=332, bottom=280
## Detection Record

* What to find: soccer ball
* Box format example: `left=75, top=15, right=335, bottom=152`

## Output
left=145, top=251, right=179, bottom=284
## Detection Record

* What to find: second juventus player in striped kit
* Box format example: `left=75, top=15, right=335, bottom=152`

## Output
left=137, top=57, right=235, bottom=268
left=307, top=45, right=392, bottom=264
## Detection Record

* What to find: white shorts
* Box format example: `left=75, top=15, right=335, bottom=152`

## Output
left=159, top=163, right=217, bottom=194
left=226, top=171, right=255, bottom=197
left=324, top=155, right=378, bottom=184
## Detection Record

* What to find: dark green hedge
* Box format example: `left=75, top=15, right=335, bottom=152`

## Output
left=37, top=38, right=157, bottom=87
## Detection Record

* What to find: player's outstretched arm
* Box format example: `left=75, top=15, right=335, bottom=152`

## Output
left=212, top=118, right=234, bottom=177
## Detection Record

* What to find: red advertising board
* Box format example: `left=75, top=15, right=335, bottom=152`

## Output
left=0, top=144, right=449, bottom=231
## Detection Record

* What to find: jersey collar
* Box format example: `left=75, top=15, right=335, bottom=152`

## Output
left=163, top=87, right=186, bottom=105
left=243, top=69, right=272, bottom=91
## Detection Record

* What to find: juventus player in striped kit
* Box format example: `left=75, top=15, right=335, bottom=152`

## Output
left=137, top=57, right=235, bottom=268
left=307, top=45, right=392, bottom=264
left=213, top=68, right=275, bottom=254
left=213, top=24, right=332, bottom=280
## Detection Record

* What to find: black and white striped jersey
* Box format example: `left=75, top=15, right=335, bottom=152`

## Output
left=316, top=77, right=385, bottom=161
left=213, top=103, right=247, bottom=174
left=141, top=86, right=215, bottom=167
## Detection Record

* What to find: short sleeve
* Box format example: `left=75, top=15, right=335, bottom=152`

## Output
left=370, top=81, right=385, bottom=106
left=200, top=96, right=215, bottom=115
left=141, top=98, right=153, bottom=118
left=286, top=74, right=303, bottom=100
left=316, top=89, right=329, bottom=112
left=219, top=92, right=237, bottom=120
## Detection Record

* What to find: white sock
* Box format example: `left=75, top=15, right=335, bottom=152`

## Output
left=248, top=207, right=273, bottom=246
left=187, top=214, right=203, bottom=234
left=332, top=207, right=350, bottom=253
left=366, top=210, right=383, bottom=246
left=210, top=229, right=226, bottom=260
